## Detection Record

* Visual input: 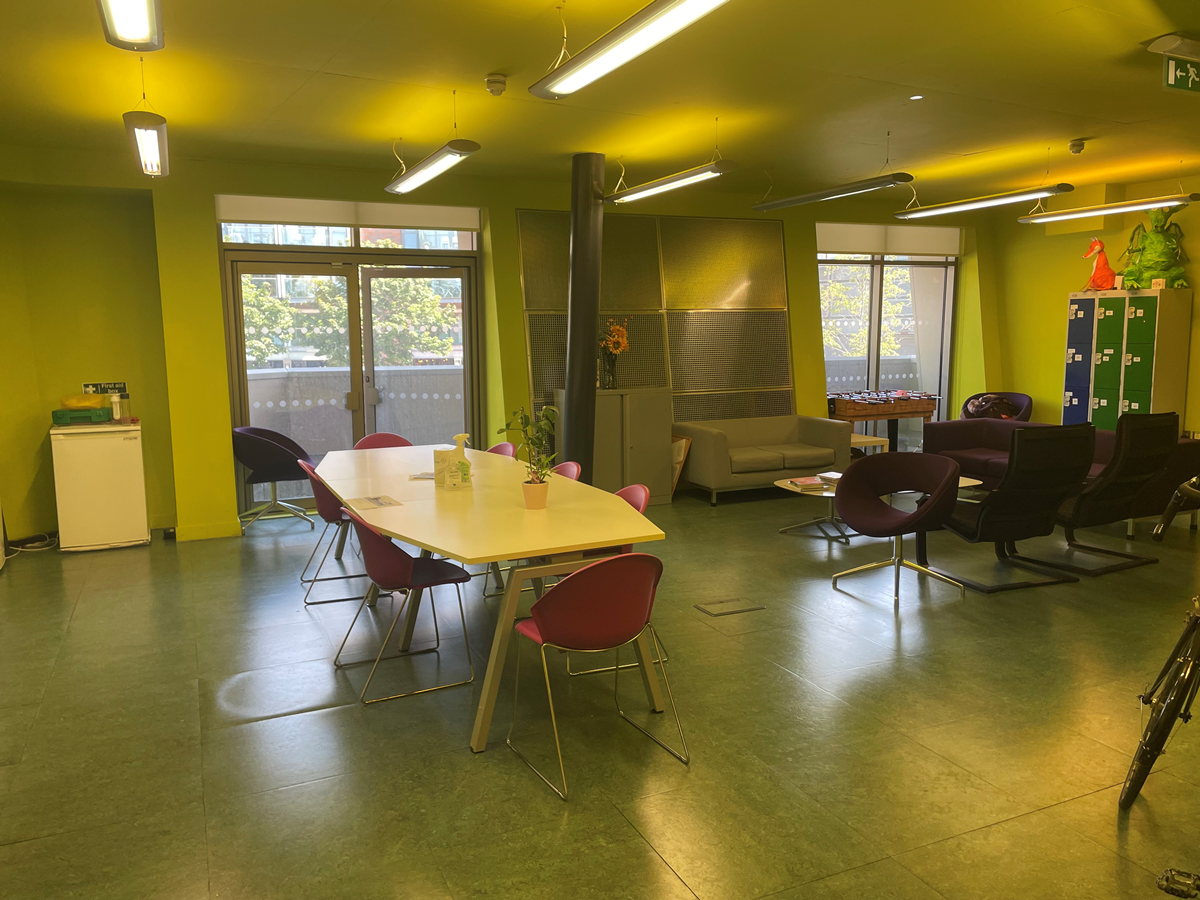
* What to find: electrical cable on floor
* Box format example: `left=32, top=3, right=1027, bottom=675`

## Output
left=5, top=532, right=58, bottom=558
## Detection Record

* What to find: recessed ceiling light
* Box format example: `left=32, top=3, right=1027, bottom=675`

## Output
left=98, top=0, right=163, bottom=51
left=909, top=94, right=924, bottom=100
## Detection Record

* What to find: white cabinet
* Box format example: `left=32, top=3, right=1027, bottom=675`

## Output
left=51, top=424, right=150, bottom=551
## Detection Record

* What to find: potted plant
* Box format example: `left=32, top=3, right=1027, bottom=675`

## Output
left=599, top=318, right=629, bottom=390
left=498, top=406, right=558, bottom=509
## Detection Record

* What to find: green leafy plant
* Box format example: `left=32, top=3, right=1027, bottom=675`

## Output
left=498, top=406, right=558, bottom=484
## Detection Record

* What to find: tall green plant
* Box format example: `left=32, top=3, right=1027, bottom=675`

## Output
left=498, top=406, right=558, bottom=484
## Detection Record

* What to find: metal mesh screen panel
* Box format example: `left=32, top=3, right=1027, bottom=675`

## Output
left=604, top=312, right=669, bottom=389
left=602, top=214, right=662, bottom=310
left=673, top=390, right=794, bottom=422
left=526, top=313, right=567, bottom=410
left=518, top=210, right=570, bottom=310
left=660, top=217, right=787, bottom=309
left=667, top=310, right=790, bottom=392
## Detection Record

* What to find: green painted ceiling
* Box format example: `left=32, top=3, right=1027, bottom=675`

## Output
left=4, top=0, right=1200, bottom=202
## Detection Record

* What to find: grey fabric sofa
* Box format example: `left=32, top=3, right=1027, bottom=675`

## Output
left=673, top=415, right=852, bottom=505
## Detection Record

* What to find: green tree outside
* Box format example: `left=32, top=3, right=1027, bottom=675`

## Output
left=819, top=260, right=912, bottom=359
left=241, top=278, right=295, bottom=368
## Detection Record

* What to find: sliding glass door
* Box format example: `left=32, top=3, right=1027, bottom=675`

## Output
left=819, top=253, right=956, bottom=451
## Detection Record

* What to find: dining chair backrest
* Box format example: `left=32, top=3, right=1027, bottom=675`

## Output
left=488, top=442, right=516, bottom=457
left=529, top=553, right=663, bottom=651
left=232, top=427, right=311, bottom=484
left=297, top=460, right=343, bottom=525
left=615, top=484, right=650, bottom=514
left=552, top=461, right=581, bottom=481
left=354, top=432, right=414, bottom=450
left=235, top=426, right=314, bottom=464
left=341, top=506, right=415, bottom=589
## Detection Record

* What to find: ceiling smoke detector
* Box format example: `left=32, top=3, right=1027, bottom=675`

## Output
left=1069, top=139, right=1085, bottom=155
left=485, top=74, right=507, bottom=96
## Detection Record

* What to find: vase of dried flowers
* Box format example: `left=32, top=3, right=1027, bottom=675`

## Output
left=599, top=319, right=629, bottom=390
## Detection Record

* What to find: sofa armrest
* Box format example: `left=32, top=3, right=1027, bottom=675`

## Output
left=923, top=419, right=987, bottom=455
left=794, top=415, right=852, bottom=471
left=672, top=422, right=730, bottom=489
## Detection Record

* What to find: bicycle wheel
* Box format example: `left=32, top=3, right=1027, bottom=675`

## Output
left=1120, top=659, right=1195, bottom=809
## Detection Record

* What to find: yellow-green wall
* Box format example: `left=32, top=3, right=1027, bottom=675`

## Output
left=0, top=142, right=942, bottom=540
left=975, top=174, right=1200, bottom=429
left=0, top=182, right=176, bottom=540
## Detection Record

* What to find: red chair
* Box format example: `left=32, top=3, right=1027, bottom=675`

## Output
left=334, top=507, right=474, bottom=704
left=354, top=432, right=414, bottom=450
left=551, top=461, right=581, bottom=480
left=296, top=461, right=368, bottom=605
left=507, top=553, right=687, bottom=799
left=487, top=442, right=516, bottom=457
left=615, top=483, right=650, bottom=514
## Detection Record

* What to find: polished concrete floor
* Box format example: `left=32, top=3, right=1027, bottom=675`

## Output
left=3, top=488, right=1200, bottom=899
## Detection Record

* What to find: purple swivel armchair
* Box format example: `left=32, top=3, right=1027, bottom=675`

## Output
left=231, top=426, right=315, bottom=533
left=833, top=452, right=965, bottom=609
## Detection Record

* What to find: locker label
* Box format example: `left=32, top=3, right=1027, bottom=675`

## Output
left=1072, top=398, right=1079, bottom=405
left=1137, top=308, right=1144, bottom=316
left=1075, top=354, right=1083, bottom=362
left=1131, top=401, right=1141, bottom=409
left=1103, top=348, right=1115, bottom=354
left=1100, top=399, right=1109, bottom=406
left=1134, top=356, right=1142, bottom=363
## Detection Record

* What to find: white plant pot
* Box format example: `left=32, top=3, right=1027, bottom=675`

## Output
left=522, top=481, right=549, bottom=510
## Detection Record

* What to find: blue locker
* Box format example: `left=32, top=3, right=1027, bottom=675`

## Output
left=1063, top=297, right=1095, bottom=425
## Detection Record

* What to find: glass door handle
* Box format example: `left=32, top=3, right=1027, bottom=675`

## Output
left=363, top=387, right=382, bottom=406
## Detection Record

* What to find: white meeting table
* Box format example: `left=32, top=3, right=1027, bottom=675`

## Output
left=316, top=444, right=667, bottom=752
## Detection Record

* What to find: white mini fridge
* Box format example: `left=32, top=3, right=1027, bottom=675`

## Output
left=51, top=424, right=151, bottom=551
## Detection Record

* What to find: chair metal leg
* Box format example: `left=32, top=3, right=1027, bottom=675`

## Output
left=344, top=583, right=474, bottom=705
left=299, top=521, right=369, bottom=605
left=567, top=635, right=670, bottom=677
left=506, top=636, right=569, bottom=800
left=834, top=535, right=965, bottom=607
left=239, top=483, right=315, bottom=533
left=614, top=627, right=690, bottom=765
left=924, top=541, right=1080, bottom=594
left=1007, top=526, right=1159, bottom=577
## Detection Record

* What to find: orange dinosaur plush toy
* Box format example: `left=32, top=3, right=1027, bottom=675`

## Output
left=1083, top=237, right=1116, bottom=291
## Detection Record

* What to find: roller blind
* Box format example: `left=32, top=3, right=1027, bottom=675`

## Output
left=816, top=223, right=960, bottom=256
left=214, top=195, right=480, bottom=230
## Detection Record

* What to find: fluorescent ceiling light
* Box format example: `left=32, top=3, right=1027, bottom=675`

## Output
left=384, top=140, right=480, bottom=194
left=753, top=173, right=913, bottom=211
left=606, top=160, right=732, bottom=204
left=529, top=0, right=731, bottom=99
left=1018, top=193, right=1200, bottom=224
left=123, top=110, right=168, bottom=177
left=894, top=183, right=1073, bottom=219
left=909, top=94, right=923, bottom=100
left=96, top=0, right=163, bottom=51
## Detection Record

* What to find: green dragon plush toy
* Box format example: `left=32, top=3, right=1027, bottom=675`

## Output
left=1120, top=206, right=1189, bottom=289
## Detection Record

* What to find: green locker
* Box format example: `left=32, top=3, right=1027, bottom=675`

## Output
left=1123, top=344, right=1155, bottom=394
left=1126, top=297, right=1158, bottom=344
left=1096, top=297, right=1126, bottom=345
left=1092, top=389, right=1120, bottom=430
left=1092, top=345, right=1122, bottom=390
left=1122, top=391, right=1152, bottom=415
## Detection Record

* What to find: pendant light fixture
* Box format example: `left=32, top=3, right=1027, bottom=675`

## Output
left=753, top=173, right=914, bottom=211
left=123, top=57, right=168, bottom=177
left=529, top=0, right=731, bottom=99
left=1017, top=193, right=1200, bottom=224
left=384, top=92, right=480, bottom=194
left=606, top=159, right=732, bottom=204
left=97, top=0, right=163, bottom=51
left=894, top=183, right=1073, bottom=219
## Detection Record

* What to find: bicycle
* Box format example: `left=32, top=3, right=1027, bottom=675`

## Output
left=1120, top=598, right=1200, bottom=809
left=1152, top=476, right=1200, bottom=542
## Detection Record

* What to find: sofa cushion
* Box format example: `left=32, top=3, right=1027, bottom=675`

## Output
left=938, top=448, right=1008, bottom=476
left=729, top=447, right=785, bottom=474
left=757, top=442, right=836, bottom=469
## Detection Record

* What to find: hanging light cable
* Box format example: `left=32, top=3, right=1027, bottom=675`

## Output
left=606, top=119, right=733, bottom=204
left=123, top=57, right=169, bottom=177
left=384, top=90, right=481, bottom=194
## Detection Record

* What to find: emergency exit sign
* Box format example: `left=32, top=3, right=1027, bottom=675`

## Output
left=1164, top=55, right=1200, bottom=93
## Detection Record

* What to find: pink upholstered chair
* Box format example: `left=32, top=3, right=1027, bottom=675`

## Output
left=506, top=554, right=688, bottom=799
left=354, top=432, right=414, bottom=450
left=615, top=483, right=650, bottom=514
left=334, top=507, right=474, bottom=704
left=551, top=461, right=581, bottom=480
left=296, top=461, right=368, bottom=605
left=487, top=442, right=516, bottom=457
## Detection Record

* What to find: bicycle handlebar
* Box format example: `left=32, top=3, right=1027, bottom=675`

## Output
left=1154, top=477, right=1200, bottom=542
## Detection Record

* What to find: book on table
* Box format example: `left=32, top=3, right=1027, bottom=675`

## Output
left=788, top=476, right=828, bottom=492
left=817, top=471, right=841, bottom=486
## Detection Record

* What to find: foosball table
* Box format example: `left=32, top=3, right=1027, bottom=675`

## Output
left=827, top=391, right=940, bottom=452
